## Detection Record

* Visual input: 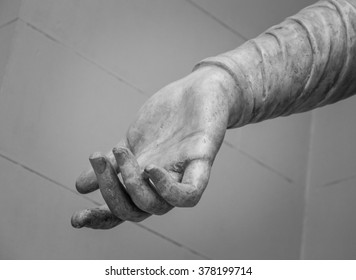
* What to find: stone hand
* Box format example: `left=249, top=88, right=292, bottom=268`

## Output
left=71, top=66, right=236, bottom=229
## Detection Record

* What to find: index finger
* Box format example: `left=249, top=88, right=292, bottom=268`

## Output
left=75, top=151, right=118, bottom=194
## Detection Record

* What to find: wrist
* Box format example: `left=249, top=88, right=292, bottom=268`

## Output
left=192, top=62, right=244, bottom=128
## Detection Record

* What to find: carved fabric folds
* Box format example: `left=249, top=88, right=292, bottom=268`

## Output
left=194, top=0, right=356, bottom=128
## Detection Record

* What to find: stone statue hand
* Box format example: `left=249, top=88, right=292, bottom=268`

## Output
left=71, top=66, right=236, bottom=229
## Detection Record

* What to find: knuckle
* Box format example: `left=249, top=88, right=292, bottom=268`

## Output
left=175, top=189, right=201, bottom=207
left=118, top=147, right=130, bottom=157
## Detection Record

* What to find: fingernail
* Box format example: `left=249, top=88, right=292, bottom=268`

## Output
left=112, top=147, right=128, bottom=164
left=89, top=153, right=107, bottom=174
left=144, top=164, right=155, bottom=173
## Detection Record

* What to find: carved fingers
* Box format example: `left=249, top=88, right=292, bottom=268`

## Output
left=71, top=204, right=123, bottom=229
left=72, top=147, right=211, bottom=230
left=113, top=147, right=173, bottom=215
left=89, top=153, right=151, bottom=222
left=75, top=151, right=117, bottom=194
left=144, top=159, right=211, bottom=207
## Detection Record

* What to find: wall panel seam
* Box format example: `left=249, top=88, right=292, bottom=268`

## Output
left=18, top=18, right=146, bottom=96
left=185, top=0, right=248, bottom=41
left=0, top=17, right=18, bottom=31
left=224, top=139, right=294, bottom=183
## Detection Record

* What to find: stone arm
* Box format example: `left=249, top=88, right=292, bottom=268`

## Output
left=196, top=0, right=356, bottom=129
left=71, top=0, right=356, bottom=229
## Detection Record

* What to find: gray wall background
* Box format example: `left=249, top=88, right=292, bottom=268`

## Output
left=0, top=0, right=355, bottom=259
